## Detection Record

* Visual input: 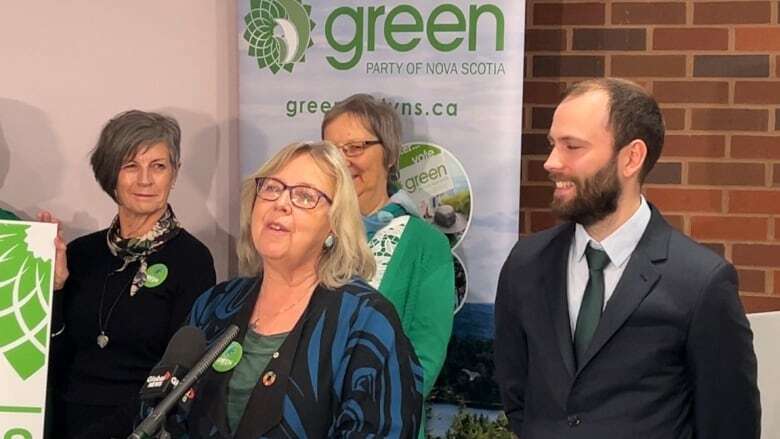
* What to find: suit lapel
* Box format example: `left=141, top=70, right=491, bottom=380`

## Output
left=575, top=207, right=671, bottom=375
left=543, top=224, right=577, bottom=378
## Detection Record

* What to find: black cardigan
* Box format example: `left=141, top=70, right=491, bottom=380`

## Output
left=49, top=227, right=215, bottom=434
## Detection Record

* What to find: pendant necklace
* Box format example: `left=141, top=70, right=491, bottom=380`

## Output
left=250, top=290, right=312, bottom=333
left=97, top=271, right=133, bottom=349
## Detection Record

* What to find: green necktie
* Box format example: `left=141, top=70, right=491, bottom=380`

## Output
left=574, top=244, right=611, bottom=367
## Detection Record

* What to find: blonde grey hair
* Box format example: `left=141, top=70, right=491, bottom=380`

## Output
left=238, top=141, right=376, bottom=288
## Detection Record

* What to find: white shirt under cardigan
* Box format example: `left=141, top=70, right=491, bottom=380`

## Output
left=567, top=196, right=652, bottom=338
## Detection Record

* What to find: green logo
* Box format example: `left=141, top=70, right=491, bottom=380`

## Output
left=242, top=2, right=507, bottom=73
left=243, top=0, right=315, bottom=74
left=324, top=4, right=505, bottom=70
left=144, top=263, right=168, bottom=288
left=0, top=223, right=53, bottom=380
left=213, top=341, right=243, bottom=372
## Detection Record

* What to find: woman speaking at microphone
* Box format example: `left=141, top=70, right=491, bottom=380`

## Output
left=171, top=141, right=421, bottom=438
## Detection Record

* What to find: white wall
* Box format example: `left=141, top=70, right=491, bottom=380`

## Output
left=748, top=311, right=780, bottom=437
left=0, top=1, right=240, bottom=278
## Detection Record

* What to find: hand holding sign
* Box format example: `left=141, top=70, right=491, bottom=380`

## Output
left=36, top=211, right=68, bottom=291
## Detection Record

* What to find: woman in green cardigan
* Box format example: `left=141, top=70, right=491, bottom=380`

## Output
left=322, top=94, right=455, bottom=406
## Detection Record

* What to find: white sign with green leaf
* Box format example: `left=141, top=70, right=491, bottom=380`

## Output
left=0, top=220, right=56, bottom=439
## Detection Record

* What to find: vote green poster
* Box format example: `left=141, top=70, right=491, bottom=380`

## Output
left=238, top=1, right=525, bottom=434
left=0, top=220, right=56, bottom=439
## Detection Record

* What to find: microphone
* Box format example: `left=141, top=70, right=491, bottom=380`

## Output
left=139, top=326, right=206, bottom=402
left=129, top=324, right=240, bottom=439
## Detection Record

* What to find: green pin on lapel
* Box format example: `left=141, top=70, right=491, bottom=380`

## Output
left=144, top=263, right=169, bottom=288
left=213, top=341, right=243, bottom=372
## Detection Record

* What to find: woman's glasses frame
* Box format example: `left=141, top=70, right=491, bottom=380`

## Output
left=255, top=177, right=332, bottom=210
left=334, top=139, right=382, bottom=157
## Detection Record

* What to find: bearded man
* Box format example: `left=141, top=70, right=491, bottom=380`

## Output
left=494, top=78, right=760, bottom=439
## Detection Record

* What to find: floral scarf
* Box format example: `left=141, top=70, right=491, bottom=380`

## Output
left=106, top=205, right=181, bottom=296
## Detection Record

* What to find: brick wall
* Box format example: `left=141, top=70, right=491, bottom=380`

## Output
left=521, top=1, right=780, bottom=312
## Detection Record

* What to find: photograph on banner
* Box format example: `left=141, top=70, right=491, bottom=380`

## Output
left=0, top=220, right=56, bottom=439
left=399, top=142, right=471, bottom=250
left=238, top=1, right=525, bottom=435
left=453, top=253, right=468, bottom=314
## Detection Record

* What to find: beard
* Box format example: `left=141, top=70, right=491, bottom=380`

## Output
left=550, top=157, right=622, bottom=226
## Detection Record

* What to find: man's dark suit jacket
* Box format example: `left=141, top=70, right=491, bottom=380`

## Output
left=494, top=206, right=760, bottom=439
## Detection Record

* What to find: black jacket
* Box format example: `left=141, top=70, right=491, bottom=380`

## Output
left=494, top=206, right=760, bottom=439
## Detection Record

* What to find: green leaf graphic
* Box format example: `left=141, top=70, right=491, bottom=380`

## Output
left=0, top=223, right=52, bottom=380
left=243, top=0, right=315, bottom=74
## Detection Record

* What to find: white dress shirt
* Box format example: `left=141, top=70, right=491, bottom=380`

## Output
left=567, top=197, right=652, bottom=337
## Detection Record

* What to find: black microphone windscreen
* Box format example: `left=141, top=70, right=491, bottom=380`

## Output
left=160, top=325, right=207, bottom=369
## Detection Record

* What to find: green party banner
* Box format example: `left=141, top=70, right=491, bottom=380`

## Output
left=0, top=220, right=56, bottom=439
left=239, top=1, right=525, bottom=433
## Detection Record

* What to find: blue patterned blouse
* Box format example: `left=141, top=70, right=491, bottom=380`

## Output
left=166, top=276, right=423, bottom=438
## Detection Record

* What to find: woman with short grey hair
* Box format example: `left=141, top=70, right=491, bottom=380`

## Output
left=321, top=93, right=402, bottom=184
left=91, top=110, right=182, bottom=201
left=48, top=109, right=216, bottom=439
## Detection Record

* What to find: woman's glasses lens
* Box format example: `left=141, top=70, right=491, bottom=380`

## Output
left=256, top=177, right=328, bottom=209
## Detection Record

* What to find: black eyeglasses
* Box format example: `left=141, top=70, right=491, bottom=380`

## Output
left=335, top=140, right=382, bottom=157
left=255, top=177, right=332, bottom=210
